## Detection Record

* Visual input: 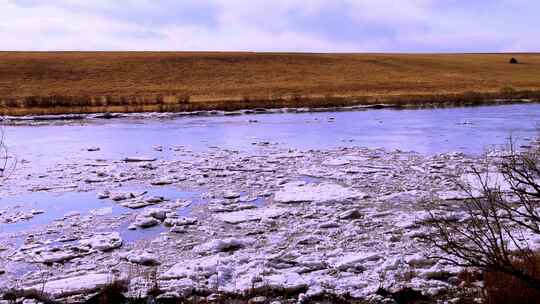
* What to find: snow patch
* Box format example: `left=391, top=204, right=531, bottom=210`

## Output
left=274, top=182, right=366, bottom=204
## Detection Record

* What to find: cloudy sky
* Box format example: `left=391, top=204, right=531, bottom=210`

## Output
left=0, top=0, right=538, bottom=52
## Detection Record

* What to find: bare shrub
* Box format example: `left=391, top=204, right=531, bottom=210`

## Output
left=84, top=281, right=128, bottom=304
left=1, top=289, right=59, bottom=304
left=177, top=94, right=190, bottom=104
left=424, top=140, right=540, bottom=294
left=0, top=127, right=16, bottom=182
left=500, top=86, right=517, bottom=97
left=456, top=268, right=483, bottom=289
left=483, top=253, right=540, bottom=304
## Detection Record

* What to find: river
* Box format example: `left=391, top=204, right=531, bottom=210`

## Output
left=4, top=104, right=540, bottom=168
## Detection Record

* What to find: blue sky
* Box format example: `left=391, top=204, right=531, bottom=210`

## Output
left=0, top=0, right=538, bottom=52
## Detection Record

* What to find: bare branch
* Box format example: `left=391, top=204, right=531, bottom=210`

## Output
left=422, top=137, right=540, bottom=290
left=0, top=126, right=17, bottom=183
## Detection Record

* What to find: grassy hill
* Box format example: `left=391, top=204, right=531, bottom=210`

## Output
left=1, top=52, right=540, bottom=115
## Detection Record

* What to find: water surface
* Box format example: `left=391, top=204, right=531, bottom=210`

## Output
left=4, top=104, right=540, bottom=166
left=0, top=187, right=200, bottom=237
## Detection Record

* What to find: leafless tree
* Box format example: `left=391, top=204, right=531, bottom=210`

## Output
left=424, top=140, right=540, bottom=290
left=0, top=127, right=16, bottom=182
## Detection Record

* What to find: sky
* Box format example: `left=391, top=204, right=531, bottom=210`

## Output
left=0, top=0, right=538, bottom=52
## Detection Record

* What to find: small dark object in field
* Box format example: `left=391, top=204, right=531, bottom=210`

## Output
left=509, top=57, right=519, bottom=64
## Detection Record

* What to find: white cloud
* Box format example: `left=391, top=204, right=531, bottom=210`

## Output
left=0, top=0, right=538, bottom=51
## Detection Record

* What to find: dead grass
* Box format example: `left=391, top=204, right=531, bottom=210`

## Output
left=1, top=52, right=540, bottom=115
left=483, top=254, right=540, bottom=304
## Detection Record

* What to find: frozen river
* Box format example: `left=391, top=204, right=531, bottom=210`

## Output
left=4, top=103, right=540, bottom=167
left=1, top=103, right=540, bottom=302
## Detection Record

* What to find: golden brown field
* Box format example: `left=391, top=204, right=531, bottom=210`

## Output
left=1, top=52, right=540, bottom=115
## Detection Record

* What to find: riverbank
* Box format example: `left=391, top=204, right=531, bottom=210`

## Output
left=2, top=93, right=540, bottom=118
left=2, top=98, right=538, bottom=125
left=1, top=52, right=540, bottom=116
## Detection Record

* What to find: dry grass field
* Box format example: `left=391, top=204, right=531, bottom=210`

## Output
left=1, top=52, right=540, bottom=115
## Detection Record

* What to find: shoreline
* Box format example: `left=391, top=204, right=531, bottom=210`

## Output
left=1, top=92, right=539, bottom=122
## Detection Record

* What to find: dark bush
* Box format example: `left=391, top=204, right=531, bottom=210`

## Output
left=484, top=254, right=540, bottom=304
